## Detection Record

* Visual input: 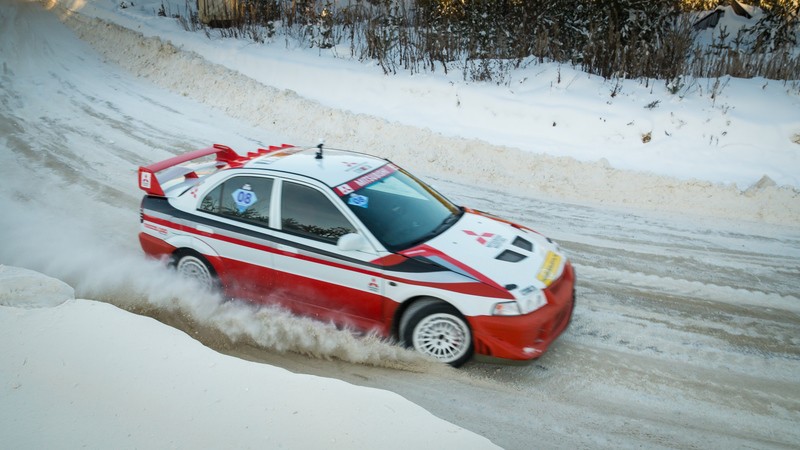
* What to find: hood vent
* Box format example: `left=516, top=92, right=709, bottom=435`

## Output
left=512, top=236, right=533, bottom=252
left=496, top=249, right=526, bottom=263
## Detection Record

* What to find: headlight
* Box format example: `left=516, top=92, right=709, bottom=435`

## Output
left=492, top=301, right=522, bottom=316
left=520, top=290, right=548, bottom=314
left=492, top=290, right=547, bottom=316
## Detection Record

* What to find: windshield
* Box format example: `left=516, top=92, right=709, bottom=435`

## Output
left=339, top=167, right=462, bottom=252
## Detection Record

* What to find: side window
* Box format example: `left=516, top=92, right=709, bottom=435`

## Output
left=199, top=176, right=274, bottom=227
left=280, top=182, right=355, bottom=243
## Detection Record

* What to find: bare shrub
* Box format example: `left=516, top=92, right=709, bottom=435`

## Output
left=163, top=0, right=800, bottom=84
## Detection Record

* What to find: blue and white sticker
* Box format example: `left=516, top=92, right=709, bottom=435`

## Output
left=232, top=185, right=258, bottom=213
left=348, top=194, right=369, bottom=208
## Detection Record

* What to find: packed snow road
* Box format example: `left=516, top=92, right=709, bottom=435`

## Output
left=1, top=1, right=798, bottom=449
left=228, top=181, right=800, bottom=449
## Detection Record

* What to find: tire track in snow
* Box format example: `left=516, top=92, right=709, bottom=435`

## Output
left=3, top=2, right=799, bottom=448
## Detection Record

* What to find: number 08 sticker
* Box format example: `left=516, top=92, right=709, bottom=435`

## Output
left=232, top=186, right=258, bottom=213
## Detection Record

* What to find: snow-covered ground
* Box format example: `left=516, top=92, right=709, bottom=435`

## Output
left=1, top=0, right=799, bottom=448
left=57, top=0, right=800, bottom=224
left=78, top=0, right=800, bottom=188
left=1, top=266, right=495, bottom=449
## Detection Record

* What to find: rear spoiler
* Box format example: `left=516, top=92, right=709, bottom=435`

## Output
left=138, top=143, right=293, bottom=196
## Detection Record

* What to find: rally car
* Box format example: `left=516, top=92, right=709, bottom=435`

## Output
left=138, top=143, right=575, bottom=367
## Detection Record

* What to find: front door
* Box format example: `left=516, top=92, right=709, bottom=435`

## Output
left=271, top=179, right=386, bottom=331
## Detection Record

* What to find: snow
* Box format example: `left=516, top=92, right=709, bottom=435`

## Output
left=0, top=266, right=74, bottom=308
left=52, top=0, right=800, bottom=225
left=66, top=0, right=800, bottom=190
left=0, top=266, right=497, bottom=449
left=1, top=0, right=799, bottom=448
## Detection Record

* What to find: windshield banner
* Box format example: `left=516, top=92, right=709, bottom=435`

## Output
left=335, top=164, right=398, bottom=196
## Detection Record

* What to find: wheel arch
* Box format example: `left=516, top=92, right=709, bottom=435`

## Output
left=165, top=235, right=220, bottom=258
left=166, top=236, right=224, bottom=276
left=391, top=295, right=471, bottom=341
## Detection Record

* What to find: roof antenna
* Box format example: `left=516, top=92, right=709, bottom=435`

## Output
left=315, top=139, right=325, bottom=159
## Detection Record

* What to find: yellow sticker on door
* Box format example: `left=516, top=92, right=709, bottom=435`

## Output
left=536, top=251, right=562, bottom=286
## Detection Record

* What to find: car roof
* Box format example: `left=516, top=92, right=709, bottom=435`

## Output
left=243, top=147, right=391, bottom=189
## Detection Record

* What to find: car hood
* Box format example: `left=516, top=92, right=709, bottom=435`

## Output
left=401, top=210, right=566, bottom=296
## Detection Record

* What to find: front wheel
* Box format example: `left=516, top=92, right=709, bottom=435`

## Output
left=400, top=299, right=474, bottom=367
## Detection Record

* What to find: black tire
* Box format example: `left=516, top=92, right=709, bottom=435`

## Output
left=173, top=250, right=219, bottom=292
left=400, top=299, right=474, bottom=367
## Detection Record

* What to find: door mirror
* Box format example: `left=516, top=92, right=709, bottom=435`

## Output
left=337, top=233, right=370, bottom=252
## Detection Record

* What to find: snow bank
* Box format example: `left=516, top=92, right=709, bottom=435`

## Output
left=0, top=266, right=497, bottom=449
left=0, top=265, right=73, bottom=308
left=56, top=5, right=800, bottom=226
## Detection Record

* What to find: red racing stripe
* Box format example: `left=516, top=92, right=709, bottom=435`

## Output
left=141, top=213, right=510, bottom=299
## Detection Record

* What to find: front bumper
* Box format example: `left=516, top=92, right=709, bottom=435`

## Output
left=468, top=262, right=576, bottom=361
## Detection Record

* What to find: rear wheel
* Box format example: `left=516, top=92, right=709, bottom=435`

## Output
left=173, top=251, right=218, bottom=292
left=400, top=299, right=474, bottom=367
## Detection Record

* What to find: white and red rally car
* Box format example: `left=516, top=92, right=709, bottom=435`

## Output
left=138, top=144, right=575, bottom=366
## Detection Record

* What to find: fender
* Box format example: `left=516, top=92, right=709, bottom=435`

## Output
left=165, top=234, right=230, bottom=280
left=165, top=234, right=224, bottom=271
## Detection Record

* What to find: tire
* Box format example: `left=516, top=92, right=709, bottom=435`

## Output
left=173, top=251, right=218, bottom=292
left=400, top=299, right=474, bottom=367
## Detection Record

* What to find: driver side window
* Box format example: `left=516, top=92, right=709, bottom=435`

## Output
left=280, top=181, right=355, bottom=243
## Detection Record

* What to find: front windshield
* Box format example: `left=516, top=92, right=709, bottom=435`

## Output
left=339, top=167, right=462, bottom=252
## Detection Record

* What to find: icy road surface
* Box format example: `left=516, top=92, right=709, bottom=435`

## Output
left=1, top=1, right=798, bottom=448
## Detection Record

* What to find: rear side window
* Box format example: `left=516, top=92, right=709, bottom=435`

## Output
left=280, top=182, right=355, bottom=243
left=200, top=176, right=274, bottom=227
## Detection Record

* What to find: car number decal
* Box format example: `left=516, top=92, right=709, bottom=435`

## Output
left=232, top=185, right=258, bottom=213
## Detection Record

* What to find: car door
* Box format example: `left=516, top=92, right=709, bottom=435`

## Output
left=271, top=178, right=387, bottom=331
left=196, top=174, right=278, bottom=300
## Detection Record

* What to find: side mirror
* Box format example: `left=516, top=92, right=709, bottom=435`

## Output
left=337, top=233, right=370, bottom=252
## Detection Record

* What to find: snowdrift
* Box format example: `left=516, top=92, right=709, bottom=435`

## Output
left=52, top=0, right=800, bottom=226
left=0, top=266, right=498, bottom=449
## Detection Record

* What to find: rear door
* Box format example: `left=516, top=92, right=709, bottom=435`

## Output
left=194, top=174, right=278, bottom=300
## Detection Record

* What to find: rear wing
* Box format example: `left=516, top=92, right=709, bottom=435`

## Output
left=138, top=143, right=294, bottom=196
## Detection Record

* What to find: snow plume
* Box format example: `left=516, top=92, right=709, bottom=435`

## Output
left=0, top=194, right=432, bottom=370
left=195, top=301, right=434, bottom=370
